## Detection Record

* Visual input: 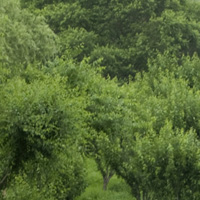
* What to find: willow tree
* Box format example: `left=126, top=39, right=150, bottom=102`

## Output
left=0, top=0, right=57, bottom=68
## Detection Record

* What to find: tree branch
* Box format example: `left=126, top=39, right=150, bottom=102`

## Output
left=0, top=173, right=9, bottom=187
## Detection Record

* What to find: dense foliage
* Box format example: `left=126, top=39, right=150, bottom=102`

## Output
left=20, top=0, right=200, bottom=80
left=1, top=0, right=200, bottom=200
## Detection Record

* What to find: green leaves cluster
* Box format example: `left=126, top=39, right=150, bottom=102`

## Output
left=115, top=123, right=200, bottom=200
left=0, top=73, right=86, bottom=199
left=0, top=0, right=57, bottom=67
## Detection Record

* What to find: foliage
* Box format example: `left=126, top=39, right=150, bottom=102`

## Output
left=89, top=46, right=133, bottom=80
left=48, top=57, right=128, bottom=190
left=113, top=122, right=200, bottom=200
left=58, top=27, right=97, bottom=61
left=105, top=61, right=200, bottom=199
left=0, top=75, right=86, bottom=199
left=20, top=0, right=200, bottom=80
left=2, top=0, right=200, bottom=199
left=85, top=78, right=125, bottom=189
left=32, top=2, right=90, bottom=33
left=0, top=0, right=57, bottom=67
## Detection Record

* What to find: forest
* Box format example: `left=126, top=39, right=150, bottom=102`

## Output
left=1, top=0, right=200, bottom=199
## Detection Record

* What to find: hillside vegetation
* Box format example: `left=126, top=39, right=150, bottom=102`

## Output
left=1, top=0, right=200, bottom=200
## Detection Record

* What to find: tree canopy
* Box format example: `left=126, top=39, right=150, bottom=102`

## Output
left=1, top=0, right=200, bottom=200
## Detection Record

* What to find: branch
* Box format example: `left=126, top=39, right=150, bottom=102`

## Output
left=0, top=173, right=9, bottom=187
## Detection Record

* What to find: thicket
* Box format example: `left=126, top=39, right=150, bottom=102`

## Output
left=1, top=0, right=200, bottom=199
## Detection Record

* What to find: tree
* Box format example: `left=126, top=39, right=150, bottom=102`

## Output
left=108, top=57, right=200, bottom=199
left=49, top=57, right=132, bottom=191
left=85, top=79, right=124, bottom=190
left=83, top=74, right=138, bottom=190
left=48, top=57, right=120, bottom=190
left=0, top=0, right=57, bottom=68
left=113, top=122, right=200, bottom=200
left=0, top=73, right=86, bottom=199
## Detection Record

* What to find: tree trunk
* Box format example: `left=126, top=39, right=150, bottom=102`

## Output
left=103, top=176, right=109, bottom=190
left=177, top=192, right=180, bottom=200
left=136, top=193, right=141, bottom=200
left=0, top=173, right=9, bottom=189
left=102, top=169, right=114, bottom=190
left=142, top=191, right=149, bottom=200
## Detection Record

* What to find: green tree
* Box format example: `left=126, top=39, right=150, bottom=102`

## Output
left=0, top=0, right=57, bottom=68
left=113, top=122, right=200, bottom=200
left=48, top=57, right=123, bottom=190
left=0, top=74, right=86, bottom=199
left=108, top=58, right=200, bottom=198
left=85, top=78, right=126, bottom=190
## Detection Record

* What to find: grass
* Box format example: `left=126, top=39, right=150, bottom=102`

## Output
left=75, top=159, right=135, bottom=200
